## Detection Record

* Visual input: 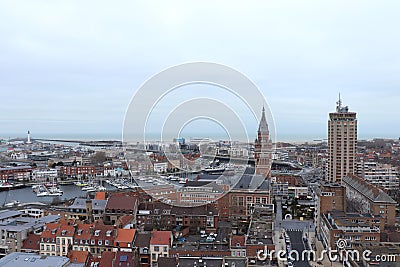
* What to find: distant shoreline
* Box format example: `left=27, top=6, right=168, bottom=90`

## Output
left=1, top=133, right=398, bottom=144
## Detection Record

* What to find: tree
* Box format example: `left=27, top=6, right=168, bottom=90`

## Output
left=91, top=151, right=106, bottom=165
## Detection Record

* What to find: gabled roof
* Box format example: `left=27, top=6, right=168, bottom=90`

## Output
left=134, top=232, right=151, bottom=248
left=59, top=224, right=75, bottom=237
left=115, top=229, right=136, bottom=243
left=68, top=250, right=89, bottom=264
left=114, top=251, right=134, bottom=266
left=233, top=174, right=269, bottom=191
left=95, top=191, right=106, bottom=200
left=343, top=175, right=396, bottom=204
left=41, top=222, right=61, bottom=239
left=92, top=199, right=107, bottom=210
left=99, top=251, right=115, bottom=267
left=74, top=223, right=92, bottom=240
left=69, top=198, right=87, bottom=209
left=92, top=220, right=115, bottom=242
left=106, top=193, right=137, bottom=211
left=150, top=231, right=172, bottom=246
left=21, top=233, right=40, bottom=251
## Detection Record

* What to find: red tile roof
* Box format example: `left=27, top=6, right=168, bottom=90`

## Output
left=59, top=224, right=75, bottom=237
left=231, top=235, right=246, bottom=247
left=150, top=231, right=172, bottom=246
left=92, top=220, right=115, bottom=244
left=21, top=234, right=41, bottom=251
left=106, top=193, right=137, bottom=211
left=86, top=257, right=101, bottom=267
left=116, top=215, right=135, bottom=228
left=99, top=251, right=115, bottom=267
left=74, top=223, right=92, bottom=240
left=41, top=222, right=61, bottom=239
left=69, top=250, right=89, bottom=263
left=95, top=192, right=106, bottom=200
left=134, top=232, right=151, bottom=248
left=114, top=251, right=134, bottom=267
left=114, top=229, right=136, bottom=247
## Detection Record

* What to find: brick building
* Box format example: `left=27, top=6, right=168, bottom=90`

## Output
left=343, top=175, right=396, bottom=227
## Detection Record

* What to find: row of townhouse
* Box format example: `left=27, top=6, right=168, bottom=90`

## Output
left=37, top=219, right=172, bottom=266
left=0, top=165, right=32, bottom=182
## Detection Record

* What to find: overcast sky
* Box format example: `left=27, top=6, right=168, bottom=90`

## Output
left=0, top=1, right=399, bottom=141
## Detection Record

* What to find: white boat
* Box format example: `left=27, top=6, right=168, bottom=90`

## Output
left=118, top=185, right=129, bottom=190
left=82, top=185, right=95, bottom=191
left=32, top=184, right=41, bottom=191
left=4, top=200, right=20, bottom=207
left=75, top=181, right=89, bottom=187
left=179, top=178, right=187, bottom=184
left=97, top=186, right=106, bottom=191
left=48, top=191, right=63, bottom=196
left=86, top=187, right=97, bottom=192
left=169, top=176, right=179, bottom=181
left=49, top=187, right=63, bottom=195
left=36, top=186, right=63, bottom=197
left=37, top=191, right=50, bottom=197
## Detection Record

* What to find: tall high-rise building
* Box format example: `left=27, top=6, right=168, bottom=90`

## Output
left=327, top=95, right=357, bottom=182
left=255, top=107, right=272, bottom=178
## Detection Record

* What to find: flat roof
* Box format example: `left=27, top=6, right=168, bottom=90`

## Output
left=0, top=210, right=22, bottom=220
left=0, top=252, right=70, bottom=267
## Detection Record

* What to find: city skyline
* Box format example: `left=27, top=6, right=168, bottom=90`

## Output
left=0, top=1, right=400, bottom=141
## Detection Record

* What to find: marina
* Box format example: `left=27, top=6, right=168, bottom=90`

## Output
left=0, top=183, right=117, bottom=206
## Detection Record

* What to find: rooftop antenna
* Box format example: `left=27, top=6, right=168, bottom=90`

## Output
left=336, top=92, right=342, bottom=112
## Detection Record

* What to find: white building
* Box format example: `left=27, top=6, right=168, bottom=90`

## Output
left=153, top=162, right=168, bottom=173
left=33, top=169, right=58, bottom=182
left=357, top=161, right=399, bottom=190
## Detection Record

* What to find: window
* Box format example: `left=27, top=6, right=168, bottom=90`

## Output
left=105, top=240, right=109, bottom=246
left=246, top=196, right=252, bottom=203
left=163, top=246, right=167, bottom=252
left=98, top=240, right=102, bottom=246
left=154, top=246, right=159, bottom=252
left=238, top=197, right=244, bottom=207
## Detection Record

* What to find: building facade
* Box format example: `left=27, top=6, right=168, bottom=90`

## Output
left=327, top=96, right=357, bottom=182
left=342, top=175, right=396, bottom=227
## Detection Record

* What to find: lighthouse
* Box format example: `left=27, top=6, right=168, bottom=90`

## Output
left=27, top=130, right=31, bottom=144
